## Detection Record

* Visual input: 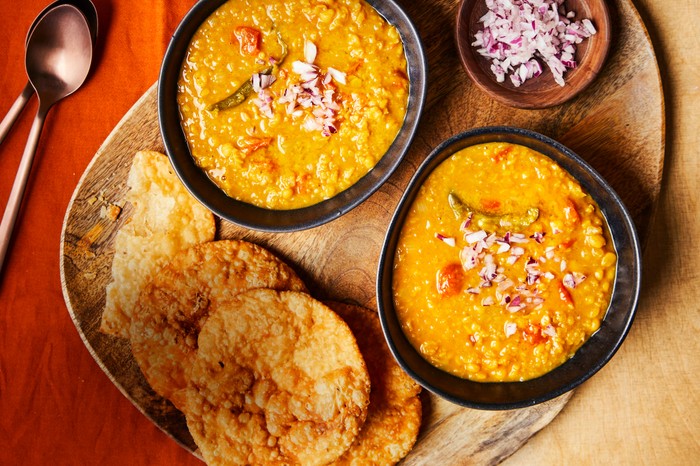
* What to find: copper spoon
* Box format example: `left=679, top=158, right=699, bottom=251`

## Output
left=0, top=4, right=93, bottom=270
left=0, top=0, right=97, bottom=146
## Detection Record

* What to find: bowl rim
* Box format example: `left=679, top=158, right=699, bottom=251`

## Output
left=454, top=0, right=612, bottom=109
left=377, top=126, right=642, bottom=410
left=158, top=0, right=428, bottom=232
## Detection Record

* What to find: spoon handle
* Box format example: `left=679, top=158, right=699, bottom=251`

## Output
left=0, top=82, right=34, bottom=147
left=0, top=106, right=47, bottom=272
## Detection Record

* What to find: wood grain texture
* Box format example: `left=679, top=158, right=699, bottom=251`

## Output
left=60, top=0, right=664, bottom=464
left=503, top=0, right=700, bottom=463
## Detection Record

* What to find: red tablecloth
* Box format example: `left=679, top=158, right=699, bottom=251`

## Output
left=0, top=1, right=200, bottom=463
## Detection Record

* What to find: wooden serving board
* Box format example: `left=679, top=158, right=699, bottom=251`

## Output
left=60, top=0, right=664, bottom=463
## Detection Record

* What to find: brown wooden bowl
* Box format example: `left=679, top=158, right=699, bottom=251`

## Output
left=455, top=0, right=611, bottom=109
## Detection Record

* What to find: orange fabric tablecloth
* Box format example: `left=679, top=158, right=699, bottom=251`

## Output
left=0, top=1, right=200, bottom=464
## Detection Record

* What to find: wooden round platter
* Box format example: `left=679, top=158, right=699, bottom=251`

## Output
left=60, top=0, right=664, bottom=463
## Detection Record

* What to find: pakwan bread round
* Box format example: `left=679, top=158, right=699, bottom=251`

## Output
left=182, top=290, right=371, bottom=466
left=129, top=240, right=307, bottom=404
left=326, top=301, right=422, bottom=465
left=100, top=150, right=216, bottom=338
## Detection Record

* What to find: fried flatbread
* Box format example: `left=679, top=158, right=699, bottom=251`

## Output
left=100, top=150, right=215, bottom=338
left=129, top=240, right=307, bottom=404
left=326, top=301, right=422, bottom=465
left=182, top=290, right=371, bottom=466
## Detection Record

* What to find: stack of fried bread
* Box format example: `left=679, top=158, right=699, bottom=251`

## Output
left=100, top=151, right=422, bottom=465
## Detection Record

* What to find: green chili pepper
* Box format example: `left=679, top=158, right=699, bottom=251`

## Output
left=448, top=192, right=467, bottom=219
left=207, top=31, right=288, bottom=112
left=207, top=66, right=273, bottom=112
left=448, top=192, right=539, bottom=231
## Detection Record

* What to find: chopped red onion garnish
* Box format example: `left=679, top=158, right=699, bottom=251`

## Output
left=526, top=272, right=539, bottom=286
left=545, top=246, right=555, bottom=259
left=327, top=67, right=347, bottom=85
left=562, top=272, right=576, bottom=288
left=483, top=233, right=497, bottom=248
left=497, top=278, right=514, bottom=292
left=253, top=94, right=274, bottom=118
left=530, top=231, right=546, bottom=243
left=252, top=73, right=276, bottom=93
left=525, top=257, right=541, bottom=285
left=460, top=245, right=480, bottom=270
left=563, top=271, right=586, bottom=288
left=321, top=123, right=337, bottom=137
left=496, top=241, right=511, bottom=254
left=292, top=60, right=318, bottom=77
left=543, top=324, right=557, bottom=338
left=304, top=40, right=317, bottom=64
left=251, top=73, right=262, bottom=92
left=465, top=230, right=488, bottom=244
left=303, top=116, right=324, bottom=132
left=251, top=72, right=277, bottom=118
left=479, top=261, right=498, bottom=283
left=509, top=233, right=528, bottom=243
left=504, top=322, right=517, bottom=338
left=472, top=0, right=597, bottom=87
left=260, top=74, right=276, bottom=89
left=460, top=213, right=474, bottom=231
left=286, top=41, right=346, bottom=136
left=582, top=18, right=597, bottom=35
left=507, top=294, right=525, bottom=312
left=435, top=233, right=457, bottom=247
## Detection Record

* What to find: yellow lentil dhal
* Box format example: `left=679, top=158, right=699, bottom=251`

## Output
left=178, top=0, right=408, bottom=209
left=392, top=143, right=617, bottom=382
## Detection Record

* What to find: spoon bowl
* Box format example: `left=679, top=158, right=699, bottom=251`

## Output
left=26, top=5, right=93, bottom=102
left=0, top=4, right=93, bottom=272
left=0, top=0, right=97, bottom=145
left=28, top=0, right=98, bottom=46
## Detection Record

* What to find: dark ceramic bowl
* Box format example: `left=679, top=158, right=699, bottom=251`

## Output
left=158, top=0, right=427, bottom=232
left=455, top=0, right=611, bottom=109
left=377, top=127, right=641, bottom=410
